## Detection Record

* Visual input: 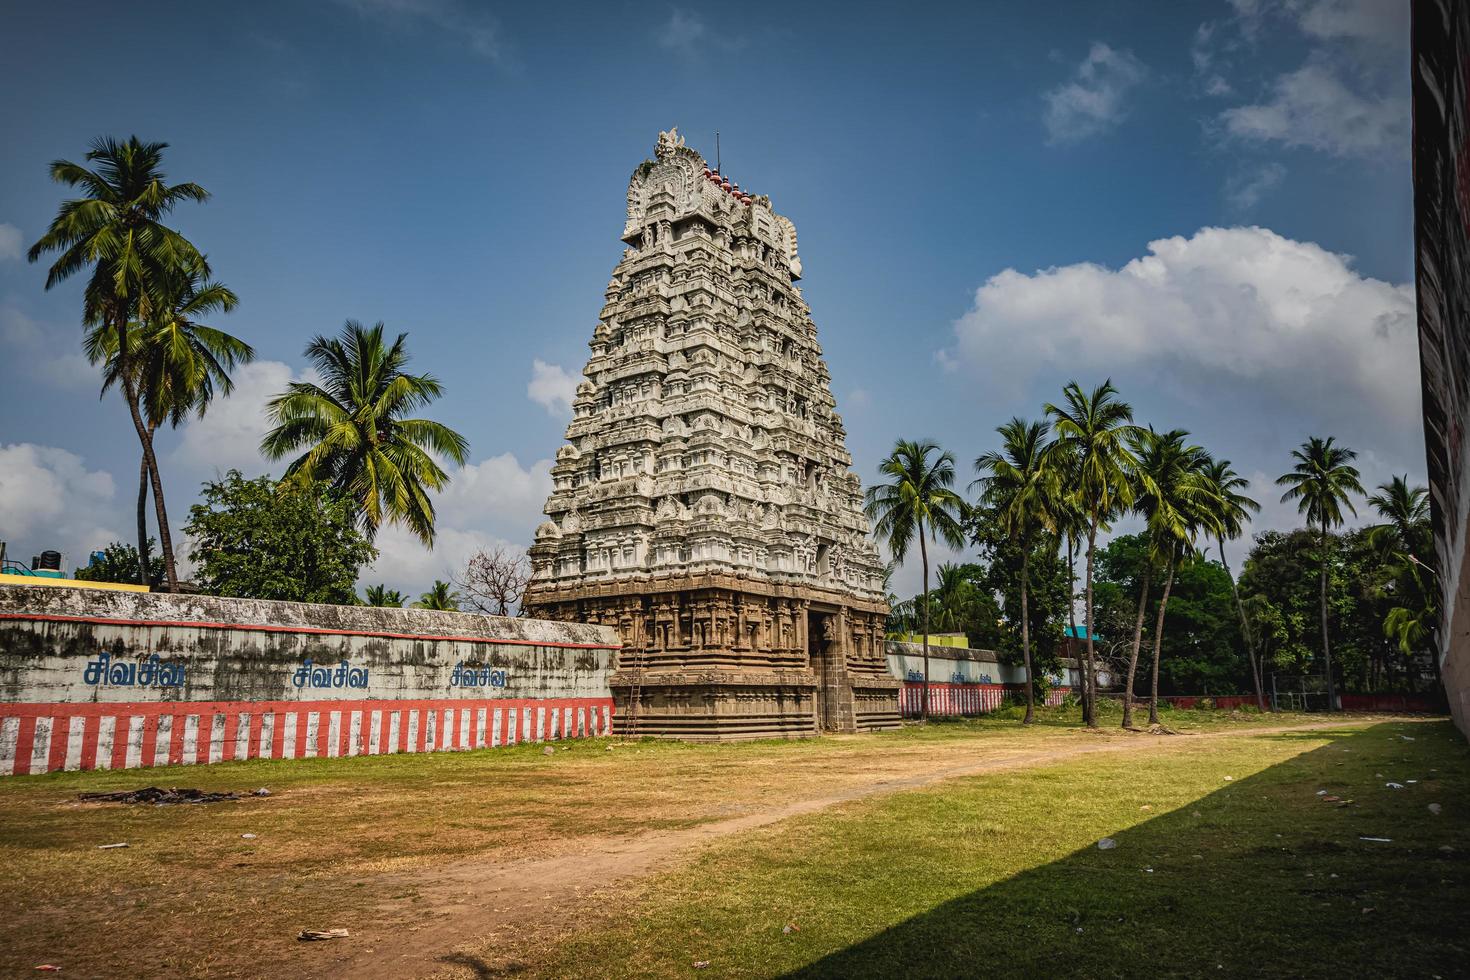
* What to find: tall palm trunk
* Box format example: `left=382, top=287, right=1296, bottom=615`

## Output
left=1219, top=538, right=1267, bottom=711
left=1319, top=522, right=1336, bottom=711
left=1083, top=516, right=1099, bottom=729
left=1065, top=533, right=1081, bottom=715
left=1122, top=547, right=1154, bottom=729
left=919, top=520, right=930, bottom=722
left=136, top=453, right=151, bottom=587
left=1020, top=548, right=1035, bottom=725
left=119, top=350, right=179, bottom=592
left=1148, top=548, right=1178, bottom=725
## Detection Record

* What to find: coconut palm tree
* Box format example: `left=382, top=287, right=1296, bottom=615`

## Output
left=262, top=321, right=470, bottom=546
left=88, top=267, right=252, bottom=587
left=1120, top=428, right=1203, bottom=729
left=1046, top=446, right=1090, bottom=718
left=1045, top=380, right=1142, bottom=728
left=865, top=440, right=967, bottom=721
left=414, top=580, right=461, bottom=611
left=1200, top=458, right=1264, bottom=709
left=974, top=417, right=1055, bottom=724
left=28, top=136, right=211, bottom=589
left=1277, top=436, right=1365, bottom=711
left=1146, top=450, right=1217, bottom=725
left=363, top=584, right=406, bottom=607
left=1366, top=476, right=1431, bottom=556
left=931, top=562, right=978, bottom=635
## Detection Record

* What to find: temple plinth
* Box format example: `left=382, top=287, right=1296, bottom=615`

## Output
left=524, top=128, right=897, bottom=739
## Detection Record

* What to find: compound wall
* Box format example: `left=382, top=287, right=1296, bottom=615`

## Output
left=0, top=584, right=620, bottom=775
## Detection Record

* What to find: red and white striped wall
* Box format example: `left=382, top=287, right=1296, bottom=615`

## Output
left=899, top=682, right=1072, bottom=718
left=0, top=697, right=615, bottom=775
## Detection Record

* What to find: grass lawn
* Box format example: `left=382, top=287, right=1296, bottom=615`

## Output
left=0, top=707, right=1463, bottom=978
left=511, top=718, right=1469, bottom=979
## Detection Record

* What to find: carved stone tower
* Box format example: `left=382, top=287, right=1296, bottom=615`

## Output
left=525, top=128, right=897, bottom=739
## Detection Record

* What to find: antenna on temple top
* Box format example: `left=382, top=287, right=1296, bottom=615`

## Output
left=716, top=131, right=721, bottom=173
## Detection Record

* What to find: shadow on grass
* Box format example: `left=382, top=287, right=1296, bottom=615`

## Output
left=784, top=721, right=1469, bottom=980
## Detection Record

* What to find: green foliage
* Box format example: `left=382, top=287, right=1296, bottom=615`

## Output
left=969, top=508, right=1068, bottom=695
left=184, top=471, right=376, bottom=605
left=1238, top=526, right=1431, bottom=693
left=414, top=580, right=461, bottom=611
left=73, top=540, right=165, bottom=587
left=1094, top=533, right=1248, bottom=695
left=362, top=584, right=405, bottom=607
left=262, top=320, right=470, bottom=546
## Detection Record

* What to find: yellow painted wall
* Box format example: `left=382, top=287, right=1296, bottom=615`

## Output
left=0, top=573, right=149, bottom=593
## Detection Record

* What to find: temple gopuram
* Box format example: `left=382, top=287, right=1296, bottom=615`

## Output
left=525, top=128, right=897, bottom=740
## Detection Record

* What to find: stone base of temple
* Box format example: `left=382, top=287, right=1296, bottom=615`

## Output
left=606, top=669, right=901, bottom=740
left=525, top=575, right=896, bottom=741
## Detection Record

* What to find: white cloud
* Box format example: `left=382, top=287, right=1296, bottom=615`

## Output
left=657, top=9, right=706, bottom=50
left=0, top=224, right=21, bottom=261
left=0, top=443, right=122, bottom=569
left=330, top=0, right=504, bottom=62
left=169, top=359, right=303, bottom=477
left=1221, top=63, right=1404, bottom=156
left=1042, top=42, right=1147, bottom=145
left=1294, top=0, right=1409, bottom=49
left=361, top=452, right=552, bottom=596
left=0, top=305, right=96, bottom=391
left=1224, top=162, right=1287, bottom=209
left=527, top=359, right=578, bottom=417
left=943, top=225, right=1418, bottom=441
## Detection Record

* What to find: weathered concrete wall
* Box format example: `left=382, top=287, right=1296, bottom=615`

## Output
left=0, top=585, right=620, bottom=775
left=1412, top=0, right=1470, bottom=738
left=884, top=640, right=1075, bottom=718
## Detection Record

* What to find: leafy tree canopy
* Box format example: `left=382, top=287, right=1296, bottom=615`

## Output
left=184, top=471, right=376, bottom=605
left=74, top=540, right=166, bottom=587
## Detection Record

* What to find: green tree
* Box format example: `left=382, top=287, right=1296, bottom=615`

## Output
left=414, top=580, right=461, bottom=611
left=1201, top=458, right=1265, bottom=708
left=1276, top=436, right=1364, bottom=710
left=363, top=584, right=406, bottom=607
left=973, top=417, right=1055, bottom=723
left=1045, top=380, right=1141, bottom=728
left=969, top=507, right=1068, bottom=704
left=1366, top=476, right=1438, bottom=692
left=88, top=267, right=251, bottom=588
left=73, top=540, right=165, bottom=587
left=262, top=320, right=470, bottom=546
left=1119, top=428, right=1202, bottom=728
left=28, top=136, right=211, bottom=590
left=864, top=439, right=968, bottom=721
left=184, top=471, right=377, bottom=604
left=1095, top=534, right=1247, bottom=696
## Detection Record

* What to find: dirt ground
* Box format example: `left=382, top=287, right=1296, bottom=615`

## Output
left=0, top=713, right=1408, bottom=978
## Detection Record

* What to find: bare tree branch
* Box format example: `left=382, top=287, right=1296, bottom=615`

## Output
left=454, top=545, right=531, bottom=617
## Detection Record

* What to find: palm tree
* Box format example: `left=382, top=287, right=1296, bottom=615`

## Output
left=1200, top=458, right=1264, bottom=709
left=1146, top=451, right=1216, bottom=725
left=974, top=417, right=1055, bottom=724
left=931, top=563, right=978, bottom=635
left=1047, top=448, right=1089, bottom=717
left=414, top=580, right=461, bottom=611
left=28, top=136, right=210, bottom=590
left=363, top=584, right=406, bottom=607
left=864, top=440, right=967, bottom=721
left=262, top=321, right=470, bottom=546
left=1277, top=436, right=1365, bottom=711
left=1120, top=429, right=1201, bottom=729
left=1368, top=476, right=1437, bottom=691
left=88, top=267, right=252, bottom=588
left=1366, top=476, right=1430, bottom=556
left=1045, top=380, right=1141, bottom=728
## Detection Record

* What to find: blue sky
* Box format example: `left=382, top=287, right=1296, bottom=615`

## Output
left=0, top=0, right=1415, bottom=597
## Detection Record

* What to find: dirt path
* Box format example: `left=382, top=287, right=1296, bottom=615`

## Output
left=317, top=719, right=1374, bottom=979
